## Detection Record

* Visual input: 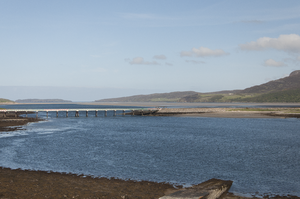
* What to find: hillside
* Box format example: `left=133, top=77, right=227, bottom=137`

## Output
left=15, top=99, right=72, bottom=103
left=234, top=88, right=300, bottom=103
left=95, top=91, right=198, bottom=102
left=95, top=70, right=300, bottom=103
left=179, top=71, right=300, bottom=103
left=0, top=98, right=14, bottom=103
left=239, top=70, right=300, bottom=94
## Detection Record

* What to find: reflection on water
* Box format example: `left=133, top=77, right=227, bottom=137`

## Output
left=0, top=104, right=300, bottom=196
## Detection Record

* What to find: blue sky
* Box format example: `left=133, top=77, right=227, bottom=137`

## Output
left=1, top=0, right=300, bottom=101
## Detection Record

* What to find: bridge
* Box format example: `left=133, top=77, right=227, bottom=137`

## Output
left=0, top=108, right=161, bottom=118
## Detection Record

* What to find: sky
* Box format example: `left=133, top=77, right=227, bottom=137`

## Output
left=1, top=0, right=300, bottom=101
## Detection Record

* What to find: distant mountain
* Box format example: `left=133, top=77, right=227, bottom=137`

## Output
left=0, top=98, right=14, bottom=103
left=179, top=70, right=300, bottom=103
left=95, top=91, right=198, bottom=102
left=15, top=99, right=72, bottom=103
left=239, top=70, right=300, bottom=94
left=95, top=70, right=300, bottom=103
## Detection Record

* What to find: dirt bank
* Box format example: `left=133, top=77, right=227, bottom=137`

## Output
left=0, top=112, right=42, bottom=132
left=0, top=167, right=177, bottom=199
left=0, top=167, right=299, bottom=199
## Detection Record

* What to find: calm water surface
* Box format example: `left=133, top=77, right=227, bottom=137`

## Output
left=0, top=104, right=299, bottom=196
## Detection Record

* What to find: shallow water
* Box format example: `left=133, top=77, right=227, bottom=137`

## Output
left=0, top=104, right=300, bottom=196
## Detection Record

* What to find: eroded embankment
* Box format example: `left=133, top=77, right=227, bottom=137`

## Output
left=0, top=112, right=42, bottom=131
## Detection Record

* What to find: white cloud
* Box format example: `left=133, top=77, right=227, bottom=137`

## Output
left=180, top=47, right=229, bottom=57
left=165, top=62, right=173, bottom=66
left=264, top=59, right=287, bottom=67
left=185, top=60, right=205, bottom=64
left=129, top=57, right=159, bottom=65
left=153, top=55, right=167, bottom=60
left=240, top=34, right=300, bottom=53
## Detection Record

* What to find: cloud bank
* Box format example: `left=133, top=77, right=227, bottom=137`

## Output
left=153, top=55, right=167, bottom=60
left=264, top=59, right=287, bottom=67
left=185, top=60, right=205, bottom=64
left=240, top=34, right=300, bottom=53
left=129, top=57, right=159, bottom=65
left=181, top=47, right=229, bottom=57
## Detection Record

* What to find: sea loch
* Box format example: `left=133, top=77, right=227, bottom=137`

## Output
left=0, top=103, right=299, bottom=197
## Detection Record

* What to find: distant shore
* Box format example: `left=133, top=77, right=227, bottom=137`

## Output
left=2, top=101, right=300, bottom=107
left=1, top=105, right=300, bottom=132
left=82, top=101, right=300, bottom=107
left=153, top=107, right=300, bottom=118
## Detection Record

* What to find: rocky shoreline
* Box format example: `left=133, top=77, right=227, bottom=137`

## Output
left=1, top=167, right=299, bottom=199
left=0, top=117, right=42, bottom=132
left=0, top=111, right=42, bottom=132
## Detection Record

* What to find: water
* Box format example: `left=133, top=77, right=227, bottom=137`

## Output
left=0, top=104, right=300, bottom=196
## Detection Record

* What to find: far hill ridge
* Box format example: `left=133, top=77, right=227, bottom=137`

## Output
left=15, top=99, right=72, bottom=103
left=239, top=70, right=300, bottom=94
left=95, top=91, right=198, bottom=102
left=95, top=70, right=300, bottom=103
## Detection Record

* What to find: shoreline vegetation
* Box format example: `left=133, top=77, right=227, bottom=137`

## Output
left=1, top=106, right=300, bottom=198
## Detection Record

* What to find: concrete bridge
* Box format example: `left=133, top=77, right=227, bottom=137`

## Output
left=0, top=108, right=160, bottom=118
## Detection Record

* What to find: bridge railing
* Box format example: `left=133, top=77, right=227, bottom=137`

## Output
left=0, top=108, right=161, bottom=118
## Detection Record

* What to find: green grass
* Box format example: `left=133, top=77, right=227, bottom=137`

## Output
left=150, top=98, right=181, bottom=102
left=234, top=89, right=300, bottom=103
left=228, top=108, right=300, bottom=114
left=229, top=108, right=278, bottom=112
left=0, top=98, right=14, bottom=103
left=178, top=88, right=300, bottom=103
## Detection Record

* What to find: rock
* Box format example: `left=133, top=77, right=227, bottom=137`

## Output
left=159, top=178, right=233, bottom=199
left=290, top=70, right=300, bottom=77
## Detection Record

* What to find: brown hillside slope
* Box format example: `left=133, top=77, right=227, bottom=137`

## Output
left=239, top=70, right=300, bottom=94
left=96, top=91, right=198, bottom=102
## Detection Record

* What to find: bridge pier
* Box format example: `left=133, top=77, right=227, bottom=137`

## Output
left=95, top=110, right=98, bottom=117
left=36, top=111, right=38, bottom=118
left=25, top=111, right=27, bottom=118
left=123, top=110, right=125, bottom=116
left=86, top=110, right=88, bottom=117
left=66, top=111, right=68, bottom=117
left=46, top=111, right=48, bottom=118
left=113, top=110, right=116, bottom=116
left=15, top=111, right=17, bottom=118
left=132, top=110, right=134, bottom=116
left=141, top=110, right=143, bottom=116
left=4, top=111, right=6, bottom=118
left=75, top=110, right=79, bottom=117
left=56, top=111, right=58, bottom=117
